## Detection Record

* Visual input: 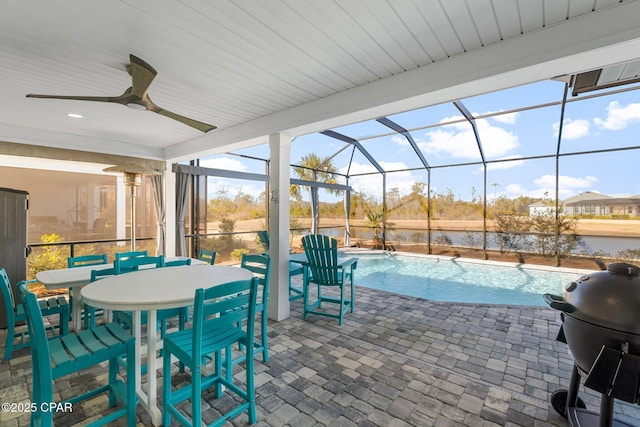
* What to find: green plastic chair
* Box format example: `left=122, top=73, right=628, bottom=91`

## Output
left=236, top=253, right=272, bottom=364
left=1, top=268, right=69, bottom=360
left=162, top=277, right=259, bottom=427
left=197, top=249, right=216, bottom=265
left=301, top=234, right=357, bottom=326
left=17, top=281, right=136, bottom=426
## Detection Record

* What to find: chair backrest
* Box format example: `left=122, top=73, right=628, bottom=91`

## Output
left=191, top=277, right=259, bottom=362
left=165, top=258, right=192, bottom=267
left=257, top=231, right=269, bottom=252
left=114, top=255, right=164, bottom=274
left=301, top=234, right=341, bottom=286
left=0, top=268, right=16, bottom=324
left=114, top=250, right=149, bottom=261
left=90, top=267, right=115, bottom=282
left=241, top=254, right=271, bottom=307
left=197, top=249, right=217, bottom=265
left=68, top=254, right=108, bottom=268
left=17, top=281, right=54, bottom=395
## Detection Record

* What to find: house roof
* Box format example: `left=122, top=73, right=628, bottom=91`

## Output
left=2, top=1, right=640, bottom=162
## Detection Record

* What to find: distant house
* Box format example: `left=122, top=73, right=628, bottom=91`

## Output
left=528, top=191, right=640, bottom=217
left=529, top=201, right=556, bottom=215
left=564, top=191, right=640, bottom=216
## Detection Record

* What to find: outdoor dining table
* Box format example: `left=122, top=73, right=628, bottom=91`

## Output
left=35, top=256, right=199, bottom=331
left=80, top=264, right=253, bottom=427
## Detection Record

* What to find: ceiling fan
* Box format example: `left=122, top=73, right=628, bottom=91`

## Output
left=26, top=54, right=216, bottom=133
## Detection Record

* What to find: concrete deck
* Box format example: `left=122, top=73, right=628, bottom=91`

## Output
left=1, top=282, right=639, bottom=426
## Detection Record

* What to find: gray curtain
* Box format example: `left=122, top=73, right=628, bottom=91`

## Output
left=310, top=186, right=319, bottom=235
left=151, top=173, right=166, bottom=256
left=344, top=189, right=351, bottom=247
left=175, top=172, right=190, bottom=256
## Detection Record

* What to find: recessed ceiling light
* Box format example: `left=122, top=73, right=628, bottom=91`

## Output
left=66, top=113, right=83, bottom=118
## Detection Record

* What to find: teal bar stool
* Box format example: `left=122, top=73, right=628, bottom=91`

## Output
left=162, top=277, right=259, bottom=427
left=18, top=281, right=136, bottom=426
left=197, top=248, right=217, bottom=265
left=1, top=268, right=69, bottom=360
left=67, top=253, right=108, bottom=324
left=235, top=253, right=272, bottom=364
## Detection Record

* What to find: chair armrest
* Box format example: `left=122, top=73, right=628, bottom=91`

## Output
left=337, top=258, right=357, bottom=270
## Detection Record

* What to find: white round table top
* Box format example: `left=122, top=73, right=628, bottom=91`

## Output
left=81, top=265, right=252, bottom=311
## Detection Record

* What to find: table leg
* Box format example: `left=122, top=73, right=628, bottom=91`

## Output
left=71, top=287, right=83, bottom=330
left=133, top=310, right=162, bottom=426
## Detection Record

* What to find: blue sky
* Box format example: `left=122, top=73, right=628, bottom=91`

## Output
left=201, top=79, right=640, bottom=203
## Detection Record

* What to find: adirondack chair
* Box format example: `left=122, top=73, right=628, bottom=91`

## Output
left=1, top=268, right=69, bottom=360
left=301, top=234, right=357, bottom=326
left=17, top=281, right=136, bottom=426
left=163, top=277, right=259, bottom=427
left=197, top=248, right=217, bottom=265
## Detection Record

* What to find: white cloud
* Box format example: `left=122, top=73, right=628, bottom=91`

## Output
left=420, top=117, right=519, bottom=159
left=552, top=118, right=590, bottom=140
left=487, top=111, right=519, bottom=124
left=486, top=155, right=525, bottom=171
left=341, top=161, right=418, bottom=196
left=391, top=135, right=409, bottom=147
left=594, top=101, right=640, bottom=130
left=199, top=157, right=248, bottom=172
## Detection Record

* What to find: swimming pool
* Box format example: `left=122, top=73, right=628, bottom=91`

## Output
left=347, top=252, right=586, bottom=306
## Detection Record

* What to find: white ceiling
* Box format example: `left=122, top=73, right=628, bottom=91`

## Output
left=2, top=0, right=640, bottom=163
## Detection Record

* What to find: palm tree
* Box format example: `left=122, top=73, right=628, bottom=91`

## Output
left=291, top=153, right=341, bottom=233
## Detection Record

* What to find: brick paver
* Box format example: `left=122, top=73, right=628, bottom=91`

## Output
left=1, top=281, right=639, bottom=426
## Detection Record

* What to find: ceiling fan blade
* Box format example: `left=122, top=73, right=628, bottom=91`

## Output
left=128, top=54, right=157, bottom=99
left=26, top=94, right=112, bottom=102
left=149, top=104, right=216, bottom=132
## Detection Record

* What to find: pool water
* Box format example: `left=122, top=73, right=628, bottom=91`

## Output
left=349, top=253, right=584, bottom=306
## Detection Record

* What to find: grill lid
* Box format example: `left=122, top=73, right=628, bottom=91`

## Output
left=562, top=262, right=640, bottom=335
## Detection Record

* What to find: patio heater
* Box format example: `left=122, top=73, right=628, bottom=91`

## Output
left=103, top=164, right=159, bottom=251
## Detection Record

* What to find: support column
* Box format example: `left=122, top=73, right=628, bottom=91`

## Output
left=268, top=133, right=291, bottom=321
left=116, top=178, right=126, bottom=246
left=165, top=162, right=177, bottom=257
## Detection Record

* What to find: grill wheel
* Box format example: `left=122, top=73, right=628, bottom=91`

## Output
left=551, top=389, right=587, bottom=418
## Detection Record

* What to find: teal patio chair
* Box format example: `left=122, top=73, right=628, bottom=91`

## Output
left=234, top=253, right=271, bottom=364
left=256, top=230, right=304, bottom=301
left=301, top=234, right=357, bottom=326
left=1, top=268, right=69, bottom=360
left=82, top=267, right=116, bottom=328
left=17, top=281, right=136, bottom=426
left=165, top=257, right=192, bottom=267
left=257, top=230, right=269, bottom=252
left=163, top=277, right=259, bottom=427
left=114, top=254, right=164, bottom=274
left=68, top=253, right=108, bottom=268
left=114, top=250, right=148, bottom=261
left=67, top=253, right=108, bottom=323
left=197, top=249, right=217, bottom=265
left=113, top=255, right=187, bottom=336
